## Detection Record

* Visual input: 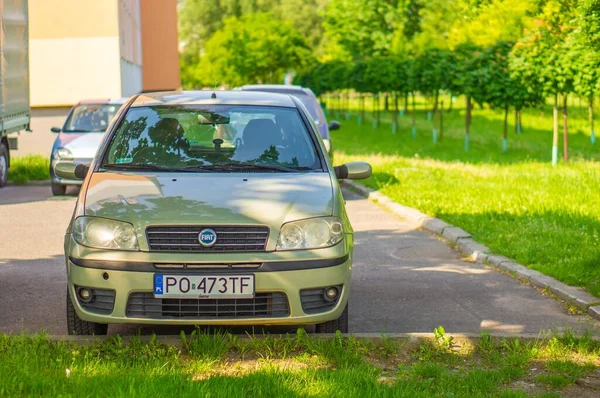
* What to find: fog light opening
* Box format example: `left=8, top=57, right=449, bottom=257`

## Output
left=78, top=288, right=93, bottom=303
left=324, top=286, right=339, bottom=302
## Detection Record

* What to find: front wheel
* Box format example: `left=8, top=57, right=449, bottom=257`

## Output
left=315, top=303, right=348, bottom=333
left=66, top=289, right=108, bottom=335
left=0, top=142, right=8, bottom=187
left=51, top=181, right=67, bottom=196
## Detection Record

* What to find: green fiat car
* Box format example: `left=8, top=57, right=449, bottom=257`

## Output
left=55, top=90, right=371, bottom=335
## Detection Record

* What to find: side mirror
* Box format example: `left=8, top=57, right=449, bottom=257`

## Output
left=328, top=121, right=341, bottom=131
left=334, top=162, right=372, bottom=180
left=51, top=127, right=61, bottom=133
left=55, top=162, right=89, bottom=180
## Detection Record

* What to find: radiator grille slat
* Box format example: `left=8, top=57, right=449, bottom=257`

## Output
left=126, top=292, right=289, bottom=319
left=146, top=226, right=269, bottom=252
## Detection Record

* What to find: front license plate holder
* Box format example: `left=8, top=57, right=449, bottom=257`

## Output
left=153, top=274, right=255, bottom=299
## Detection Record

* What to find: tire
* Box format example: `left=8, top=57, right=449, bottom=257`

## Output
left=315, top=303, right=348, bottom=333
left=51, top=181, right=67, bottom=196
left=66, top=289, right=108, bottom=335
left=0, top=142, right=8, bottom=188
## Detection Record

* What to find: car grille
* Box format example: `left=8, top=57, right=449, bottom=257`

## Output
left=126, top=292, right=289, bottom=319
left=75, top=286, right=115, bottom=315
left=146, top=226, right=269, bottom=252
left=300, top=285, right=342, bottom=314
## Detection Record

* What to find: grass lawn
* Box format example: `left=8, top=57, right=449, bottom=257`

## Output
left=330, top=97, right=600, bottom=297
left=7, top=155, right=50, bottom=183
left=1, top=329, right=599, bottom=397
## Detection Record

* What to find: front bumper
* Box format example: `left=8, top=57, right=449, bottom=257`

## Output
left=67, top=258, right=352, bottom=326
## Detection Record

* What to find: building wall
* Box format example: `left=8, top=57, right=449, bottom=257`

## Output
left=28, top=0, right=145, bottom=106
left=140, top=0, right=180, bottom=91
left=118, top=0, right=142, bottom=96
left=29, top=0, right=122, bottom=106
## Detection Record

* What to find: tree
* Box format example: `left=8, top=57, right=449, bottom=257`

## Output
left=199, top=13, right=312, bottom=87
left=179, top=0, right=325, bottom=88
left=469, top=42, right=541, bottom=152
left=510, top=0, right=578, bottom=165
left=323, top=0, right=401, bottom=58
left=568, top=0, right=600, bottom=144
left=414, top=49, right=454, bottom=141
left=450, top=44, right=480, bottom=149
left=447, top=0, right=534, bottom=48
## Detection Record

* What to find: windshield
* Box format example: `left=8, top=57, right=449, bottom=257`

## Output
left=63, top=104, right=121, bottom=132
left=101, top=105, right=322, bottom=172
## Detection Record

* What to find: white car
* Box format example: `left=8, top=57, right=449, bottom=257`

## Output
left=49, top=98, right=126, bottom=195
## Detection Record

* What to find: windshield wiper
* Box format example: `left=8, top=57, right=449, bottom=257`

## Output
left=63, top=129, right=103, bottom=133
left=214, top=163, right=310, bottom=172
left=102, top=163, right=173, bottom=171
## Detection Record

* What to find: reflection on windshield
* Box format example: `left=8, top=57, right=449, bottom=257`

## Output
left=63, top=104, right=120, bottom=132
left=102, top=105, right=322, bottom=172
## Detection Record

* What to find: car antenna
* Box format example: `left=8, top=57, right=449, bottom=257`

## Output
left=211, top=81, right=218, bottom=99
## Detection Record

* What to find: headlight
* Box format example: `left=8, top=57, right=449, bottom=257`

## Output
left=276, top=217, right=344, bottom=250
left=53, top=147, right=73, bottom=160
left=73, top=216, right=139, bottom=251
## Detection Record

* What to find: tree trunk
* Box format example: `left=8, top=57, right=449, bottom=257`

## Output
left=503, top=105, right=508, bottom=152
left=411, top=91, right=417, bottom=138
left=404, top=92, right=408, bottom=114
left=465, top=96, right=472, bottom=151
left=392, top=92, right=398, bottom=134
left=589, top=97, right=595, bottom=145
left=563, top=95, right=569, bottom=163
left=552, top=94, right=559, bottom=166
left=439, top=100, right=444, bottom=141
left=432, top=90, right=439, bottom=143
left=384, top=94, right=389, bottom=111
left=360, top=94, right=365, bottom=124
left=376, top=94, right=381, bottom=127
left=514, top=108, right=518, bottom=134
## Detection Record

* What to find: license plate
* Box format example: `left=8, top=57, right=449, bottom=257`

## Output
left=153, top=274, right=254, bottom=299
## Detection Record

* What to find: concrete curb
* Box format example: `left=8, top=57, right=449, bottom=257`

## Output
left=341, top=180, right=600, bottom=322
left=6, top=179, right=50, bottom=186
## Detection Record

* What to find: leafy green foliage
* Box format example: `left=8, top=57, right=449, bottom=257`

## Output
left=199, top=13, right=312, bottom=87
left=323, top=0, right=400, bottom=58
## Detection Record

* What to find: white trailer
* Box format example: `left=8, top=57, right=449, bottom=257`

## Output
left=0, top=0, right=30, bottom=187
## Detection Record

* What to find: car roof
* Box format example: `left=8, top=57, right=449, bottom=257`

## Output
left=240, top=84, right=311, bottom=95
left=131, top=90, right=297, bottom=108
left=77, top=98, right=127, bottom=105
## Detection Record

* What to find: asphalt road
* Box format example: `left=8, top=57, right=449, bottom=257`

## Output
left=0, top=185, right=598, bottom=336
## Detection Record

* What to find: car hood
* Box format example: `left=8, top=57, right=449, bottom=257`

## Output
left=54, top=132, right=105, bottom=159
left=84, top=172, right=334, bottom=228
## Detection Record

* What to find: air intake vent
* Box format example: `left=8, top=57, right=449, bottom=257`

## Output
left=126, top=292, right=289, bottom=319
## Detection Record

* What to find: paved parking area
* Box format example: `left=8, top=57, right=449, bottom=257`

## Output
left=0, top=185, right=597, bottom=336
